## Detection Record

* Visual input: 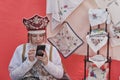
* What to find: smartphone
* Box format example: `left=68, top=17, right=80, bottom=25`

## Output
left=36, top=45, right=46, bottom=56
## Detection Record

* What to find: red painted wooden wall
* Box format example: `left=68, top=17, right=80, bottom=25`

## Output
left=0, top=0, right=46, bottom=79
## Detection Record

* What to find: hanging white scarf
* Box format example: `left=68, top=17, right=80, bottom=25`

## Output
left=88, top=8, right=110, bottom=26
left=46, top=0, right=84, bottom=30
left=89, top=55, right=107, bottom=68
left=86, top=29, right=108, bottom=53
left=95, top=0, right=120, bottom=27
left=110, top=25, right=120, bottom=47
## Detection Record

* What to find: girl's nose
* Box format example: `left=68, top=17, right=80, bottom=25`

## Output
left=36, top=36, right=40, bottom=40
left=36, top=36, right=42, bottom=40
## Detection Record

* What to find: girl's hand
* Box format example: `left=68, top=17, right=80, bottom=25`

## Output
left=37, top=51, right=48, bottom=65
left=28, top=49, right=36, bottom=62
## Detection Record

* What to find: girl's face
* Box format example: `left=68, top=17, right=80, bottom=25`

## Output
left=29, top=33, right=45, bottom=45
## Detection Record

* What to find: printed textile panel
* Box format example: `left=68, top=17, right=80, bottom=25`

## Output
left=87, top=66, right=109, bottom=80
left=48, top=21, right=83, bottom=58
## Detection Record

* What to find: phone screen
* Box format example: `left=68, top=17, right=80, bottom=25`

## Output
left=36, top=45, right=46, bottom=56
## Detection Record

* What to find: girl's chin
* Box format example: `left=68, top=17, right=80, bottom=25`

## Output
left=31, top=42, right=45, bottom=45
left=35, top=42, right=43, bottom=45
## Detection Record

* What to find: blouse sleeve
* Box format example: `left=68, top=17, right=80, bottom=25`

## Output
left=44, top=46, right=64, bottom=79
left=8, top=45, right=37, bottom=80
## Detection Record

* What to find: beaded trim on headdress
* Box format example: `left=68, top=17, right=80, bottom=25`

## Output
left=23, top=15, right=49, bottom=34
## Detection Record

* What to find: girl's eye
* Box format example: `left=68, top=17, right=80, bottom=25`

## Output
left=32, top=34, right=37, bottom=37
left=39, top=34, right=45, bottom=37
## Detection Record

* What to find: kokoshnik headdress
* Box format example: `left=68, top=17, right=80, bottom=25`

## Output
left=23, top=15, right=49, bottom=34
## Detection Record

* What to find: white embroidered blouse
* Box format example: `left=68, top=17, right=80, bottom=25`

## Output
left=9, top=43, right=64, bottom=80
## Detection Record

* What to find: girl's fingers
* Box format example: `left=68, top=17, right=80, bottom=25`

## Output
left=28, top=49, right=36, bottom=57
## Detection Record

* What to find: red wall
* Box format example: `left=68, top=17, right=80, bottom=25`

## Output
left=0, top=0, right=46, bottom=79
